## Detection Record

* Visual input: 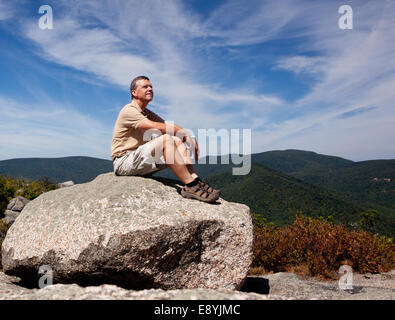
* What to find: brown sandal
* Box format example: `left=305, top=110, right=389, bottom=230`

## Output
left=199, top=180, right=221, bottom=196
left=181, top=183, right=219, bottom=203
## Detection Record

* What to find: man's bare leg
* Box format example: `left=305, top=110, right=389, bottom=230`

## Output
left=148, top=134, right=219, bottom=202
left=148, top=134, right=194, bottom=184
left=170, top=136, right=198, bottom=180
left=171, top=136, right=220, bottom=195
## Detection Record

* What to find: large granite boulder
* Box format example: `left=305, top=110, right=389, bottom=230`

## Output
left=1, top=173, right=253, bottom=290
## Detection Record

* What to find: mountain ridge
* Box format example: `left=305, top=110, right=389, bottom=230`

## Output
left=1, top=150, right=394, bottom=236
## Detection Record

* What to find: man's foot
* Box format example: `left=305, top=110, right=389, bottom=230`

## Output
left=198, top=180, right=221, bottom=197
left=181, top=184, right=219, bottom=203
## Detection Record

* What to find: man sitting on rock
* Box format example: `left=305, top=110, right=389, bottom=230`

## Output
left=111, top=75, right=220, bottom=203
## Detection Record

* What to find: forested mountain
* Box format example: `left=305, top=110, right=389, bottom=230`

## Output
left=251, top=149, right=354, bottom=174
left=205, top=163, right=364, bottom=226
left=1, top=150, right=394, bottom=236
left=0, top=156, right=113, bottom=184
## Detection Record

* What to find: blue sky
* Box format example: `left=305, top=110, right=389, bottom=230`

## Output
left=0, top=0, right=394, bottom=161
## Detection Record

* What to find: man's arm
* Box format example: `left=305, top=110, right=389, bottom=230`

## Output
left=137, top=118, right=185, bottom=137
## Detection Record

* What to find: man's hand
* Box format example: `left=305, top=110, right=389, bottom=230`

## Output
left=191, top=136, right=199, bottom=161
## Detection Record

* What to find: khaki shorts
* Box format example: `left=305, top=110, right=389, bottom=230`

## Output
left=113, top=143, right=167, bottom=176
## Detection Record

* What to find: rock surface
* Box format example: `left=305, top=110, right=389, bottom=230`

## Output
left=0, top=272, right=277, bottom=300
left=245, top=271, right=394, bottom=300
left=56, top=181, right=74, bottom=188
left=3, top=196, right=30, bottom=225
left=1, top=173, right=253, bottom=290
left=0, top=271, right=393, bottom=300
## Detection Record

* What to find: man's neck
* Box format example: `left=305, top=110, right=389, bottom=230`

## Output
left=133, top=98, right=149, bottom=111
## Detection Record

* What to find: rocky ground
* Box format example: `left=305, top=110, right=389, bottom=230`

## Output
left=0, top=272, right=280, bottom=300
left=0, top=271, right=393, bottom=300
left=243, top=271, right=394, bottom=300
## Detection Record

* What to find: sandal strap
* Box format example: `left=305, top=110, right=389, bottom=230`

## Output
left=196, top=186, right=210, bottom=198
left=199, top=181, right=216, bottom=193
left=184, top=184, right=213, bottom=199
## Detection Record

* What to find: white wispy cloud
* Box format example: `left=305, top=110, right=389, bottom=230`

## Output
left=0, top=0, right=15, bottom=21
left=0, top=94, right=111, bottom=160
left=275, top=56, right=327, bottom=75
left=250, top=1, right=395, bottom=160
left=256, top=104, right=394, bottom=161
left=20, top=0, right=282, bottom=132
left=202, top=0, right=307, bottom=46
left=1, top=0, right=394, bottom=161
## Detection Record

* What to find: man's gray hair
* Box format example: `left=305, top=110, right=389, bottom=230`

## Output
left=130, top=75, right=150, bottom=99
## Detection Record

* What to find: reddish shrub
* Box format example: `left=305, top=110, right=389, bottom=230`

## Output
left=252, top=215, right=395, bottom=279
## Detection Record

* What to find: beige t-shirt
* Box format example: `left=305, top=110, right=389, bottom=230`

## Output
left=111, top=100, right=164, bottom=160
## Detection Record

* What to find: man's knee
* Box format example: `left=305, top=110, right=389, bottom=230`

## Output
left=172, top=135, right=183, bottom=145
left=163, top=134, right=184, bottom=148
left=150, top=134, right=170, bottom=147
left=162, top=133, right=174, bottom=148
left=161, top=133, right=172, bottom=141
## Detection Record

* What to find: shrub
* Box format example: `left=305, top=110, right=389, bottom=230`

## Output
left=358, top=210, right=378, bottom=233
left=0, top=175, right=15, bottom=215
left=0, top=219, right=10, bottom=270
left=252, top=214, right=395, bottom=279
left=346, top=230, right=394, bottom=273
left=0, top=174, right=57, bottom=203
left=251, top=212, right=274, bottom=228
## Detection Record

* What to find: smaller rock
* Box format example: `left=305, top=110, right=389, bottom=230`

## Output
left=4, top=211, right=20, bottom=226
left=4, top=197, right=30, bottom=226
left=6, top=197, right=30, bottom=212
left=56, top=181, right=74, bottom=188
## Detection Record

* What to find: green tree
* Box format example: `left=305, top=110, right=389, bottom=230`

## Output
left=251, top=213, right=274, bottom=228
left=0, top=175, right=14, bottom=215
left=358, top=210, right=379, bottom=233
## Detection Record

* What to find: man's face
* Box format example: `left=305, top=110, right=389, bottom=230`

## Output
left=133, top=79, right=154, bottom=102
